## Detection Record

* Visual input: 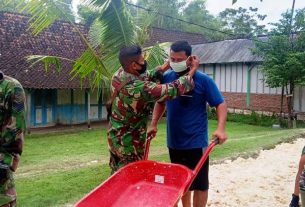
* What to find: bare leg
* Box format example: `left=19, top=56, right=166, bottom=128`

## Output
left=193, top=190, right=208, bottom=207
left=181, top=191, right=192, bottom=207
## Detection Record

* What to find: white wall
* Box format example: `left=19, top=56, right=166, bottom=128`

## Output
left=206, top=63, right=282, bottom=95
left=294, top=86, right=305, bottom=112
left=201, top=63, right=304, bottom=113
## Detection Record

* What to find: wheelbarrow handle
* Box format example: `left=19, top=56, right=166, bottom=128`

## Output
left=191, top=138, right=219, bottom=181
left=143, top=136, right=153, bottom=160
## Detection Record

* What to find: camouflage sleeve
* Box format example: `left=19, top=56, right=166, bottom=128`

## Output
left=145, top=69, right=163, bottom=83
left=0, top=82, right=25, bottom=168
left=136, top=75, right=194, bottom=102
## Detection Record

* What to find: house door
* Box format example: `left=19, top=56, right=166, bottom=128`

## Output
left=32, top=89, right=55, bottom=126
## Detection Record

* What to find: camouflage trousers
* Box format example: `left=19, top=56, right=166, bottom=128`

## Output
left=0, top=169, right=16, bottom=207
left=109, top=150, right=144, bottom=174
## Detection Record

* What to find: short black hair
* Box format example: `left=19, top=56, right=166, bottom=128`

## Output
left=119, top=45, right=142, bottom=70
left=170, top=41, right=192, bottom=56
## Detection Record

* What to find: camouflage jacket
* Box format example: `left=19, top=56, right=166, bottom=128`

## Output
left=107, top=68, right=194, bottom=157
left=0, top=76, right=26, bottom=170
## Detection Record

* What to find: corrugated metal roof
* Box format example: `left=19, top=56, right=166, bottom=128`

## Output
left=192, top=38, right=264, bottom=64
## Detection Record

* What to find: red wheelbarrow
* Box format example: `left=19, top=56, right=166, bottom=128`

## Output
left=75, top=138, right=219, bottom=207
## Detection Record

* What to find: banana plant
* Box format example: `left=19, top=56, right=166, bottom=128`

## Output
left=18, top=0, right=168, bottom=91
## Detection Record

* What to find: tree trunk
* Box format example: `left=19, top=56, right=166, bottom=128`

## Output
left=280, top=85, right=284, bottom=120
left=286, top=82, right=295, bottom=128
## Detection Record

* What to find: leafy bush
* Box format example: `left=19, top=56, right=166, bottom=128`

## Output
left=207, top=107, right=279, bottom=127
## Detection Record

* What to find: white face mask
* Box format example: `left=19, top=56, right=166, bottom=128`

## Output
left=170, top=60, right=187, bottom=73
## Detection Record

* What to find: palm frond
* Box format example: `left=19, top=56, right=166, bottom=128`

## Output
left=20, top=0, right=73, bottom=35
left=71, top=48, right=112, bottom=84
left=27, top=55, right=74, bottom=72
left=144, top=42, right=170, bottom=70
left=87, top=0, right=136, bottom=73
left=134, top=12, right=155, bottom=45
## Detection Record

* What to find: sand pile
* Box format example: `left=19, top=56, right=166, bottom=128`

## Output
left=179, top=138, right=305, bottom=207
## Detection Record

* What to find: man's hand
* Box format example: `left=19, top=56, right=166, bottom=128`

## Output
left=158, top=60, right=171, bottom=73
left=188, top=55, right=200, bottom=77
left=147, top=125, right=158, bottom=140
left=212, top=129, right=227, bottom=144
left=11, top=154, right=20, bottom=172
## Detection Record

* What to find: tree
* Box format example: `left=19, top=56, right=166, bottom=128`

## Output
left=219, top=7, right=267, bottom=38
left=136, top=0, right=186, bottom=31
left=254, top=8, right=305, bottom=128
left=77, top=3, right=100, bottom=25
left=78, top=0, right=137, bottom=25
left=182, top=0, right=227, bottom=41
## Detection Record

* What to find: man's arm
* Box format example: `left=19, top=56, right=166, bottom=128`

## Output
left=212, top=102, right=228, bottom=144
left=1, top=82, right=26, bottom=171
left=147, top=102, right=166, bottom=139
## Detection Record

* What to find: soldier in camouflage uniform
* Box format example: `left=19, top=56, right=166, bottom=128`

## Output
left=0, top=71, right=26, bottom=207
left=108, top=45, right=199, bottom=173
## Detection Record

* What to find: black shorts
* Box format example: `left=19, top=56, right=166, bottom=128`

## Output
left=169, top=147, right=209, bottom=191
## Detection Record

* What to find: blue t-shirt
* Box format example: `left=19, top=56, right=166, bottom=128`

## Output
left=163, top=70, right=224, bottom=149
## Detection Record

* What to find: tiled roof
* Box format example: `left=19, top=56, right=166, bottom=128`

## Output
left=0, top=12, right=89, bottom=89
left=0, top=12, right=207, bottom=89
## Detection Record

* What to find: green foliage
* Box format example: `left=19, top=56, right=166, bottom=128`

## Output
left=144, top=42, right=169, bottom=71
left=208, top=108, right=278, bottom=127
left=79, top=0, right=268, bottom=41
left=270, top=8, right=305, bottom=35
left=19, top=0, right=74, bottom=34
left=17, top=165, right=110, bottom=207
left=0, top=0, right=26, bottom=12
left=77, top=4, right=99, bottom=25
left=87, top=0, right=137, bottom=74
left=219, top=7, right=267, bottom=38
left=254, top=9, right=305, bottom=88
left=253, top=8, right=305, bottom=128
left=136, top=0, right=186, bottom=31
left=132, top=0, right=269, bottom=41
left=181, top=0, right=227, bottom=41
left=27, top=55, right=73, bottom=73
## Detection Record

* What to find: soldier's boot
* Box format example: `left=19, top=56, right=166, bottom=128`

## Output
left=289, top=194, right=300, bottom=207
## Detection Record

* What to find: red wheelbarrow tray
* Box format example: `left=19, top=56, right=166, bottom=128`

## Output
left=75, top=139, right=218, bottom=207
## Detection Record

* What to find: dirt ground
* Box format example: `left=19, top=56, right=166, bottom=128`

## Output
left=179, top=138, right=305, bottom=207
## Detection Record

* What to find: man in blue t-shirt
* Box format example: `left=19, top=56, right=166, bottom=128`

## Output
left=148, top=41, right=228, bottom=207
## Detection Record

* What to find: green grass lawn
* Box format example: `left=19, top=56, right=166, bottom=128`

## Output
left=15, top=120, right=305, bottom=207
